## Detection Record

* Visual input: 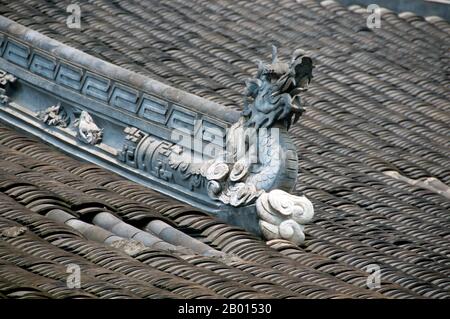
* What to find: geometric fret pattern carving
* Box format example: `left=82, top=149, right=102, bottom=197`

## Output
left=0, top=33, right=228, bottom=148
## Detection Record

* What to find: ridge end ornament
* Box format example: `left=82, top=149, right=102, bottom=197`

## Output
left=208, top=46, right=315, bottom=243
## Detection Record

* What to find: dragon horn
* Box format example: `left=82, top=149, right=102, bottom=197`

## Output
left=271, top=45, right=278, bottom=64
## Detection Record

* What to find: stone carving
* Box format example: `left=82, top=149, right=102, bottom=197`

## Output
left=203, top=155, right=263, bottom=207
left=125, top=118, right=294, bottom=207
left=74, top=111, right=103, bottom=145
left=256, top=189, right=314, bottom=245
left=37, top=102, right=70, bottom=127
left=0, top=69, right=16, bottom=104
left=201, top=118, right=293, bottom=207
left=117, top=126, right=146, bottom=167
left=167, top=144, right=204, bottom=190
left=243, top=45, right=313, bottom=130
left=131, top=133, right=207, bottom=191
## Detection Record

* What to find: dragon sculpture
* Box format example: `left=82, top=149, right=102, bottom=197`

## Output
left=200, top=46, right=315, bottom=244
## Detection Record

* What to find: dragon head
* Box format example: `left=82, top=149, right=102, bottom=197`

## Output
left=242, top=46, right=314, bottom=130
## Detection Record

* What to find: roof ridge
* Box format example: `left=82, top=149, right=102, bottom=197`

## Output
left=0, top=15, right=240, bottom=124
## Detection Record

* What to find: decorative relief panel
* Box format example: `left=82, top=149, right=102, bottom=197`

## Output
left=110, top=85, right=139, bottom=113
left=167, top=106, right=196, bottom=133
left=144, top=138, right=204, bottom=190
left=81, top=74, right=111, bottom=102
left=201, top=118, right=226, bottom=147
left=138, top=95, right=168, bottom=124
left=117, top=126, right=146, bottom=167
left=30, top=52, right=57, bottom=79
left=56, top=63, right=83, bottom=90
left=0, top=33, right=229, bottom=145
left=3, top=40, right=29, bottom=67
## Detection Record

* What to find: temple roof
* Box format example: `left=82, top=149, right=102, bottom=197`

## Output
left=0, top=0, right=449, bottom=299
